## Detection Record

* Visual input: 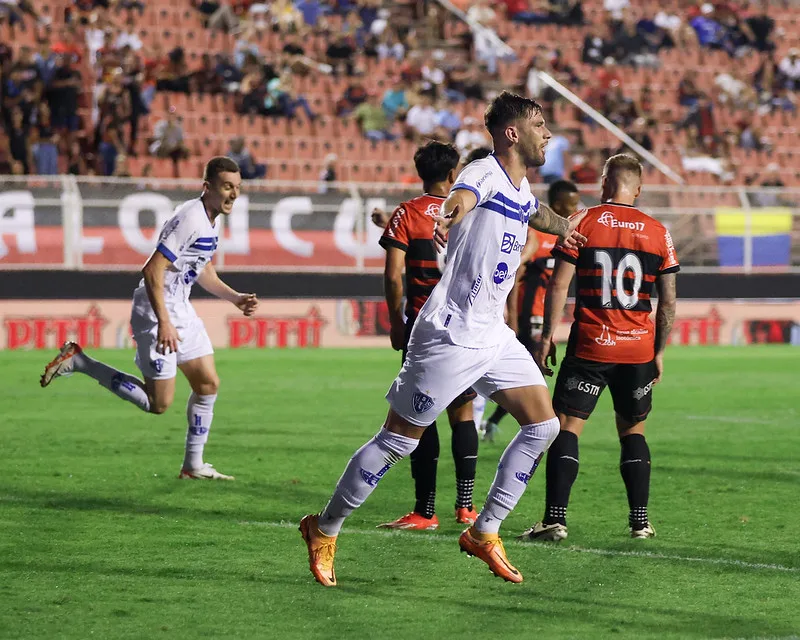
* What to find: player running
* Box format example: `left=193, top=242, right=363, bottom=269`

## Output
left=521, top=154, right=678, bottom=542
left=481, top=179, right=581, bottom=442
left=300, top=91, right=587, bottom=587
left=40, top=157, right=258, bottom=480
left=378, top=141, right=480, bottom=530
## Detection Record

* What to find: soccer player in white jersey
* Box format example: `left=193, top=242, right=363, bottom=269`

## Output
left=39, top=157, right=258, bottom=480
left=300, top=92, right=587, bottom=587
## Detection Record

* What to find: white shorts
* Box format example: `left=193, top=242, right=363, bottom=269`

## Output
left=130, top=295, right=214, bottom=380
left=386, top=325, right=547, bottom=427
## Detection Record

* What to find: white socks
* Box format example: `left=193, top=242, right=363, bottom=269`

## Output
left=183, top=392, right=217, bottom=470
left=73, top=353, right=151, bottom=412
left=475, top=417, right=560, bottom=534
left=318, top=428, right=419, bottom=537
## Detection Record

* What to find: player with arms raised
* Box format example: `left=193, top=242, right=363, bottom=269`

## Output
left=40, top=157, right=258, bottom=480
left=299, top=91, right=587, bottom=587
left=523, top=154, right=678, bottom=541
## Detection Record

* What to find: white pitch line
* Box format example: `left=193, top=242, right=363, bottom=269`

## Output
left=240, top=520, right=800, bottom=574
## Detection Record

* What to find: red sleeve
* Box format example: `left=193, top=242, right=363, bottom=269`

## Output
left=659, top=226, right=680, bottom=274
left=379, top=204, right=410, bottom=252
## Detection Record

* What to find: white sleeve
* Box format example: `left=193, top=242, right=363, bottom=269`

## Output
left=451, top=160, right=496, bottom=206
left=155, top=213, right=198, bottom=263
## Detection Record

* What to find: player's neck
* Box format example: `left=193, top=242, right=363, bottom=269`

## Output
left=602, top=192, right=637, bottom=206
left=423, top=182, right=450, bottom=198
left=493, top=151, right=526, bottom=189
left=200, top=194, right=220, bottom=224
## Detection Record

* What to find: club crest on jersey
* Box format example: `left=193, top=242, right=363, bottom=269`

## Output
left=598, top=211, right=645, bottom=231
left=500, top=232, right=523, bottom=254
left=412, top=392, right=435, bottom=413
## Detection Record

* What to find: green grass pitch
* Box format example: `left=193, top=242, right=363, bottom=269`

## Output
left=1, top=346, right=799, bottom=639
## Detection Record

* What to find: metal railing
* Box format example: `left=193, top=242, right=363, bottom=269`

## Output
left=1, top=176, right=799, bottom=273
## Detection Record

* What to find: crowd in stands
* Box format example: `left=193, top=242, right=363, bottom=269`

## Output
left=0, top=0, right=798, bottom=189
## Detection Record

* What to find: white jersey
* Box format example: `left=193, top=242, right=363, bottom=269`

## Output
left=133, top=197, right=219, bottom=312
left=415, top=155, right=539, bottom=349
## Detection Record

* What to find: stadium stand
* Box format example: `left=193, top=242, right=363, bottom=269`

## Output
left=1, top=0, right=799, bottom=188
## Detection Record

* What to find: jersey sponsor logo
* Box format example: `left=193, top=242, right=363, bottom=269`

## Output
left=664, top=228, right=677, bottom=265
left=360, top=463, right=391, bottom=487
left=500, top=232, right=523, bottom=254
left=160, top=216, right=180, bottom=239
left=466, top=274, right=483, bottom=305
left=412, top=391, right=435, bottom=413
left=632, top=378, right=657, bottom=401
left=565, top=376, right=601, bottom=396
left=595, top=324, right=616, bottom=346
left=598, top=211, right=645, bottom=231
left=493, top=262, right=513, bottom=284
left=424, top=203, right=441, bottom=218
left=183, top=268, right=198, bottom=285
left=475, top=171, right=492, bottom=189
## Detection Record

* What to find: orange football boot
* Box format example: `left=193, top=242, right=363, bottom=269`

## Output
left=455, top=506, right=479, bottom=524
left=377, top=512, right=439, bottom=530
left=458, top=526, right=523, bottom=583
left=299, top=514, right=338, bottom=587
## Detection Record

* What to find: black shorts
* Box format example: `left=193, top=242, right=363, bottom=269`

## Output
left=402, top=317, right=476, bottom=410
left=552, top=355, right=657, bottom=424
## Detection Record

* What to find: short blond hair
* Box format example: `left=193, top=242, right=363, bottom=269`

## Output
left=603, top=154, right=642, bottom=185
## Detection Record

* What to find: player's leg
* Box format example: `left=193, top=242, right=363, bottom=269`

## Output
left=446, top=394, right=478, bottom=524
left=458, top=334, right=559, bottom=583
left=40, top=341, right=165, bottom=413
left=302, top=409, right=425, bottom=586
left=379, top=419, right=440, bottom=530
left=519, top=355, right=608, bottom=542
left=481, top=403, right=508, bottom=442
left=176, top=354, right=231, bottom=480
left=610, top=361, right=658, bottom=538
left=301, top=332, right=485, bottom=586
left=379, top=324, right=440, bottom=531
left=472, top=393, right=487, bottom=430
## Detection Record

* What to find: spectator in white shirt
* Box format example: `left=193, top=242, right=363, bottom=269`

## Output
left=454, top=116, right=490, bottom=156
left=115, top=18, right=142, bottom=51
left=406, top=95, right=438, bottom=140
left=779, top=48, right=800, bottom=90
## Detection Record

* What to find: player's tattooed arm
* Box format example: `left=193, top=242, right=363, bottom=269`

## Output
left=529, top=203, right=570, bottom=236
left=654, top=273, right=677, bottom=354
left=530, top=205, right=587, bottom=250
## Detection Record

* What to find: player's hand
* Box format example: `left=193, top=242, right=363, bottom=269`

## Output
left=371, top=207, right=389, bottom=229
left=533, top=336, right=557, bottom=376
left=156, top=321, right=181, bottom=355
left=235, top=293, right=259, bottom=316
left=389, top=320, right=405, bottom=351
left=433, top=204, right=459, bottom=251
left=653, top=352, right=664, bottom=385
left=560, top=209, right=588, bottom=252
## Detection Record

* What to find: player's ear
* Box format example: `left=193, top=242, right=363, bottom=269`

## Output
left=447, top=168, right=458, bottom=184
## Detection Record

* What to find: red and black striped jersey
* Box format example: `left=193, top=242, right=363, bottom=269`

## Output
left=379, top=194, right=445, bottom=320
left=553, top=203, right=680, bottom=364
left=520, top=229, right=559, bottom=318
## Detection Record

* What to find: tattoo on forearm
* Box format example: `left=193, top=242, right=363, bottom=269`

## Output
left=530, top=203, right=570, bottom=237
left=654, top=275, right=677, bottom=353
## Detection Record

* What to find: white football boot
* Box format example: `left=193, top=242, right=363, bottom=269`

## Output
left=516, top=521, right=569, bottom=542
left=179, top=463, right=235, bottom=481
left=630, top=522, right=656, bottom=538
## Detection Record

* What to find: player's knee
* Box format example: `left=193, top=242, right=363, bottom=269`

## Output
left=531, top=416, right=561, bottom=443
left=150, top=400, right=172, bottom=415
left=195, top=376, right=220, bottom=396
